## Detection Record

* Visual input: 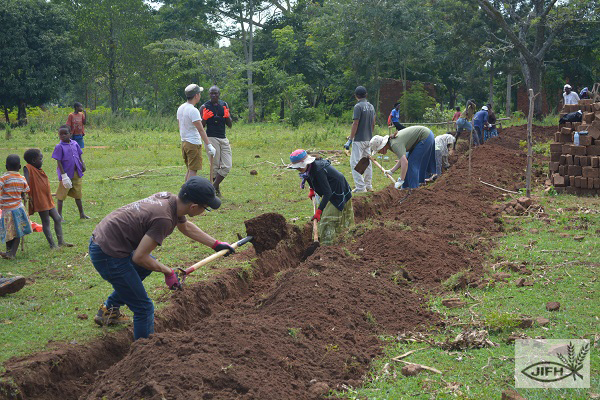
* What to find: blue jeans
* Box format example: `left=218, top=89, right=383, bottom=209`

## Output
left=435, top=149, right=442, bottom=175
left=473, top=126, right=483, bottom=146
left=404, top=131, right=436, bottom=189
left=72, top=135, right=84, bottom=149
left=89, top=239, right=154, bottom=340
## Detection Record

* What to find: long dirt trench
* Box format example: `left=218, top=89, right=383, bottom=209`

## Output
left=1, top=125, right=554, bottom=400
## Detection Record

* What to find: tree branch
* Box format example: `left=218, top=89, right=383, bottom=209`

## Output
left=477, top=0, right=535, bottom=63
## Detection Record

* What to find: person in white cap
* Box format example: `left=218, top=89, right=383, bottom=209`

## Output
left=288, top=149, right=353, bottom=245
left=369, top=126, right=435, bottom=189
left=177, top=84, right=216, bottom=182
left=472, top=106, right=488, bottom=145
left=563, top=84, right=580, bottom=106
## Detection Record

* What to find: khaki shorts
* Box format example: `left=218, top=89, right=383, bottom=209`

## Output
left=56, top=172, right=83, bottom=200
left=206, top=137, right=232, bottom=177
left=182, top=141, right=203, bottom=171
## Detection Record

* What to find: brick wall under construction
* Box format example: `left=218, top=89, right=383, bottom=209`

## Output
left=550, top=99, right=600, bottom=194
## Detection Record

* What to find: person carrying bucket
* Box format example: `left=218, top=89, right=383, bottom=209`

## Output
left=288, top=149, right=354, bottom=245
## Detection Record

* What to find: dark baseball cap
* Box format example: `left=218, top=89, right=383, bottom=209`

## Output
left=355, top=86, right=367, bottom=97
left=179, top=176, right=221, bottom=209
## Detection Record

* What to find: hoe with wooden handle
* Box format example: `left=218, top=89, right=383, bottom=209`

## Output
left=177, top=236, right=253, bottom=288
left=354, top=156, right=396, bottom=185
left=301, top=197, right=320, bottom=261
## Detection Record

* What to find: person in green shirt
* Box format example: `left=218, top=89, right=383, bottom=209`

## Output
left=369, top=126, right=435, bottom=189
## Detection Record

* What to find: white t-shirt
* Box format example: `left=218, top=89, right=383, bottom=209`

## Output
left=177, top=102, right=202, bottom=145
left=563, top=92, right=580, bottom=105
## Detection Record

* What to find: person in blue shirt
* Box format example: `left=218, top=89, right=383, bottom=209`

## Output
left=472, top=106, right=488, bottom=146
left=388, top=103, right=406, bottom=132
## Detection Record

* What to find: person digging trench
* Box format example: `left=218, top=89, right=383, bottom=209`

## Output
left=90, top=176, right=234, bottom=340
left=288, top=149, right=354, bottom=245
left=370, top=126, right=436, bottom=189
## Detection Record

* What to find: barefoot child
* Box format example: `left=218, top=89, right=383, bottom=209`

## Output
left=23, top=149, right=73, bottom=248
left=0, top=155, right=32, bottom=259
left=66, top=102, right=86, bottom=149
left=52, top=125, right=90, bottom=219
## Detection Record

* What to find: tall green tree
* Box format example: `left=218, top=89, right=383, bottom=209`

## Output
left=0, top=0, right=81, bottom=124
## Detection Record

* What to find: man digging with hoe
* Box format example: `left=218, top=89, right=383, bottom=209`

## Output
left=90, top=177, right=234, bottom=340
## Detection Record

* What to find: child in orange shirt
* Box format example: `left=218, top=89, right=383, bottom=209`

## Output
left=0, top=155, right=32, bottom=259
left=23, top=149, right=72, bottom=249
left=66, top=102, right=87, bottom=149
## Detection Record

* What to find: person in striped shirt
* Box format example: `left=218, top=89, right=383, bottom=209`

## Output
left=0, top=155, right=32, bottom=259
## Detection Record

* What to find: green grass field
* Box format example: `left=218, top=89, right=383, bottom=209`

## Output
left=2, top=112, right=597, bottom=399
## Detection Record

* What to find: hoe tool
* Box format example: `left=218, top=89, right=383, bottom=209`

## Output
left=354, top=156, right=396, bottom=185
left=302, top=197, right=320, bottom=260
left=177, top=235, right=253, bottom=288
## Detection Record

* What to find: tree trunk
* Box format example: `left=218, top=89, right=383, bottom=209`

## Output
left=280, top=100, right=285, bottom=120
left=506, top=73, right=512, bottom=117
left=3, top=106, right=9, bottom=124
left=520, top=57, right=543, bottom=117
left=17, top=100, right=27, bottom=126
left=242, top=0, right=255, bottom=123
left=488, top=59, right=494, bottom=107
left=108, top=16, right=118, bottom=113
left=402, top=61, right=407, bottom=121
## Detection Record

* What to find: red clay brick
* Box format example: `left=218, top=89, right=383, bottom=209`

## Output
left=582, top=166, right=599, bottom=178
left=568, top=165, right=582, bottom=176
left=552, top=174, right=565, bottom=187
left=595, top=177, right=600, bottom=189
left=589, top=125, right=600, bottom=140
left=566, top=155, right=574, bottom=165
left=559, top=154, right=567, bottom=165
left=584, top=112, right=595, bottom=124
left=580, top=135, right=593, bottom=146
left=558, top=165, right=566, bottom=175
left=550, top=152, right=561, bottom=162
left=570, top=176, right=575, bottom=186
left=572, top=145, right=587, bottom=155
left=561, top=127, right=572, bottom=135
left=587, top=145, right=600, bottom=156
left=561, top=133, right=573, bottom=142
left=550, top=143, right=563, bottom=152
left=582, top=177, right=589, bottom=188
left=593, top=156, right=599, bottom=168
left=589, top=177, right=595, bottom=188
left=575, top=176, right=582, bottom=188
left=562, top=144, right=572, bottom=154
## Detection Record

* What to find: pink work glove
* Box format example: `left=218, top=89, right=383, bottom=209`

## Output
left=308, top=188, right=315, bottom=200
left=212, top=240, right=235, bottom=256
left=312, top=209, right=322, bottom=222
left=202, top=108, right=214, bottom=120
left=164, top=269, right=181, bottom=290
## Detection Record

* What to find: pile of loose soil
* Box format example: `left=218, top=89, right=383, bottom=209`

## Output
left=1, top=125, right=555, bottom=400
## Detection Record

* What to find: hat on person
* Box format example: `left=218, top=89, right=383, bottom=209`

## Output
left=288, top=149, right=316, bottom=169
left=179, top=176, right=221, bottom=209
left=481, top=106, right=488, bottom=111
left=370, top=135, right=389, bottom=155
left=564, top=84, right=572, bottom=90
left=184, top=84, right=204, bottom=97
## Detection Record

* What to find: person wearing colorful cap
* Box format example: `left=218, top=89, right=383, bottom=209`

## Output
left=472, top=106, right=488, bottom=145
left=288, top=150, right=354, bottom=245
left=369, top=126, right=436, bottom=189
left=177, top=84, right=217, bottom=182
left=563, top=84, right=580, bottom=106
left=89, top=176, right=234, bottom=340
left=346, top=86, right=375, bottom=193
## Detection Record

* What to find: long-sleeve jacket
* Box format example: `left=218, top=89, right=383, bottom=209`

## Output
left=307, top=159, right=352, bottom=212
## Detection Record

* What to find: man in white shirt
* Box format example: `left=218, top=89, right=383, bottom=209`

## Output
left=177, top=84, right=216, bottom=181
left=563, top=84, right=580, bottom=106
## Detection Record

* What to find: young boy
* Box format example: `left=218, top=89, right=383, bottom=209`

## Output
left=23, top=148, right=72, bottom=248
left=0, top=155, right=32, bottom=259
left=66, top=102, right=86, bottom=149
left=52, top=125, right=90, bottom=219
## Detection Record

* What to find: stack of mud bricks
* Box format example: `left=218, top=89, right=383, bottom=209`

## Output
left=549, top=99, right=600, bottom=195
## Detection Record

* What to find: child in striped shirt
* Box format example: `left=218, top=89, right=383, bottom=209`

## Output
left=0, top=155, right=32, bottom=259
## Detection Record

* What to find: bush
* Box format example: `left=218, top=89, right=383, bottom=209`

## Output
left=423, top=103, right=454, bottom=123
left=398, top=82, right=436, bottom=121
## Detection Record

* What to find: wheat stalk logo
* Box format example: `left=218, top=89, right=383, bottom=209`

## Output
left=521, top=342, right=590, bottom=382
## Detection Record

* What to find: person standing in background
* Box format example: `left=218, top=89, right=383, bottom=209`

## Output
left=345, top=86, right=375, bottom=193
left=66, top=102, right=86, bottom=149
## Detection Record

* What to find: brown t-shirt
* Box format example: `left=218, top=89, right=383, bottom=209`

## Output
left=92, top=192, right=186, bottom=258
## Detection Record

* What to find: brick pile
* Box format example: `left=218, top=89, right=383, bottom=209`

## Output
left=549, top=99, right=600, bottom=194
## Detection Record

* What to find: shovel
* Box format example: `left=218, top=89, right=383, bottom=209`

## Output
left=354, top=156, right=396, bottom=184
left=177, top=235, right=253, bottom=288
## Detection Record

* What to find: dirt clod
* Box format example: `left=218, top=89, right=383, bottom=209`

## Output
left=76, top=314, right=88, bottom=320
left=401, top=364, right=423, bottom=376
left=546, top=302, right=561, bottom=311
left=250, top=169, right=258, bottom=175
left=502, top=388, right=526, bottom=400
left=535, top=317, right=550, bottom=326
left=441, top=298, right=466, bottom=308
left=244, top=213, right=289, bottom=254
